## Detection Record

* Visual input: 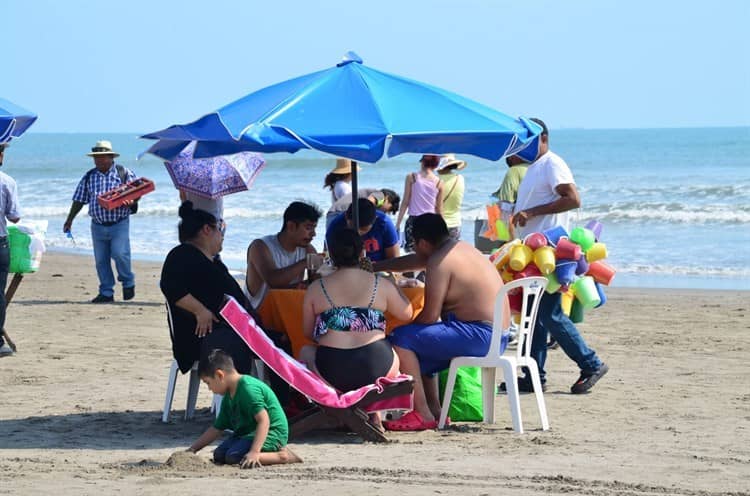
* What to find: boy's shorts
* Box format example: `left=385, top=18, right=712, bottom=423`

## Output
left=388, top=314, right=498, bottom=375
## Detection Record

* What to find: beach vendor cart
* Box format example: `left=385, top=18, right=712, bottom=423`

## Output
left=1, top=220, right=46, bottom=351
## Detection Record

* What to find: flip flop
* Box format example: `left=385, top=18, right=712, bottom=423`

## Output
left=383, top=411, right=437, bottom=431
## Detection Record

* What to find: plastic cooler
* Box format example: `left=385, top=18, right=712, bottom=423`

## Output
left=97, top=178, right=155, bottom=211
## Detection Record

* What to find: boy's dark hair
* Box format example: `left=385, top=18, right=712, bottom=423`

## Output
left=411, top=213, right=449, bottom=246
left=381, top=188, right=400, bottom=214
left=530, top=117, right=549, bottom=136
left=198, top=349, right=236, bottom=377
left=178, top=201, right=218, bottom=243
left=345, top=198, right=376, bottom=228
left=281, top=201, right=322, bottom=232
left=329, top=228, right=363, bottom=267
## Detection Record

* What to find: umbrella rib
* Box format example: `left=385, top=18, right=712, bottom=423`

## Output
left=273, top=126, right=313, bottom=151
left=0, top=120, right=15, bottom=143
left=236, top=73, right=333, bottom=140
left=361, top=65, right=524, bottom=149
left=214, top=113, right=244, bottom=142
left=352, top=66, right=391, bottom=141
left=385, top=69, right=518, bottom=134
left=258, top=64, right=392, bottom=161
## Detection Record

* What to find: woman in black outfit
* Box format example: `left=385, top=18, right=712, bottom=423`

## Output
left=160, top=202, right=256, bottom=374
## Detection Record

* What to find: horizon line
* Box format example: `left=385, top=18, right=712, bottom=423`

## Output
left=19, top=124, right=750, bottom=135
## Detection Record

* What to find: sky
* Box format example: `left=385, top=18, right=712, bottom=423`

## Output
left=4, top=0, right=749, bottom=133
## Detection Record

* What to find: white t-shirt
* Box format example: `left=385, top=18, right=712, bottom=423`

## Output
left=183, top=192, right=224, bottom=222
left=513, top=151, right=575, bottom=238
left=0, top=171, right=21, bottom=236
left=332, top=180, right=352, bottom=203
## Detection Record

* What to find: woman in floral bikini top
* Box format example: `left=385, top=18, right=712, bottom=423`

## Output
left=302, top=228, right=412, bottom=429
left=313, top=274, right=387, bottom=338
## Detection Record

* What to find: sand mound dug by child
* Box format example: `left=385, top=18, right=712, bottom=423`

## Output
left=110, top=452, right=212, bottom=476
left=111, top=449, right=302, bottom=476
left=164, top=451, right=211, bottom=471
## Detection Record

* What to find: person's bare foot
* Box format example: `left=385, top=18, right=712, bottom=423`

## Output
left=281, top=447, right=303, bottom=464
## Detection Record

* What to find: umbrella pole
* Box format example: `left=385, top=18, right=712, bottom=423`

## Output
left=351, top=162, right=359, bottom=230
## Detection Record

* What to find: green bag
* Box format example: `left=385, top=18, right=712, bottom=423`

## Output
left=438, top=366, right=483, bottom=421
left=8, top=225, right=41, bottom=274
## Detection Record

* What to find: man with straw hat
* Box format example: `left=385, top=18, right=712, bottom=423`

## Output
left=0, top=142, right=21, bottom=356
left=63, top=140, right=137, bottom=303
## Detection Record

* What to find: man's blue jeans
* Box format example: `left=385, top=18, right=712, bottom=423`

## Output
left=91, top=218, right=135, bottom=297
left=530, top=291, right=602, bottom=383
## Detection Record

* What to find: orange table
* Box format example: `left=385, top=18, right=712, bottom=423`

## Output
left=257, top=287, right=425, bottom=357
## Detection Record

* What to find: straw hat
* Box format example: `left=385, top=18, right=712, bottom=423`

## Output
left=87, top=140, right=120, bottom=157
left=330, top=158, right=361, bottom=174
left=436, top=153, right=467, bottom=172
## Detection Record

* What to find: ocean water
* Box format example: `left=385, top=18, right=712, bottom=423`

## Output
left=4, top=127, right=749, bottom=290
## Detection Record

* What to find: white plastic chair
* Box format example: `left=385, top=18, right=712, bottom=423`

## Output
left=438, top=276, right=549, bottom=433
left=161, top=300, right=271, bottom=422
left=162, top=302, right=223, bottom=423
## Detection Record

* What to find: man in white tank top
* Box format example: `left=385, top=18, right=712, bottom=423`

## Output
left=245, top=202, right=322, bottom=309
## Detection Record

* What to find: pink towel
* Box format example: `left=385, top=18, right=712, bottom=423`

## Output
left=220, top=296, right=413, bottom=412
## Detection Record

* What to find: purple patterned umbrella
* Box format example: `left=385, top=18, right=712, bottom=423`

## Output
left=164, top=142, right=266, bottom=199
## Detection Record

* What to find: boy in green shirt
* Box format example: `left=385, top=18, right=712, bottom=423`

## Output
left=187, top=350, right=301, bottom=468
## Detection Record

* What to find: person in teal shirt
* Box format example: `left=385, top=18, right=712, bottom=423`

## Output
left=186, top=350, right=300, bottom=468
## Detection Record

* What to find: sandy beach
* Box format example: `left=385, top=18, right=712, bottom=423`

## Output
left=0, top=252, right=748, bottom=495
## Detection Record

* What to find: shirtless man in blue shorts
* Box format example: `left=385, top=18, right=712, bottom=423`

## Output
left=373, top=213, right=507, bottom=431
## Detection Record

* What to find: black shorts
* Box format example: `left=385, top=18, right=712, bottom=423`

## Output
left=403, top=216, right=416, bottom=252
left=315, top=339, right=395, bottom=392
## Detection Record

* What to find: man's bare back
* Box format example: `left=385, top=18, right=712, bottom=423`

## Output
left=424, top=240, right=505, bottom=325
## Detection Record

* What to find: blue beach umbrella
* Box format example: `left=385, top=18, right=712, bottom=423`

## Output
left=141, top=52, right=541, bottom=163
left=142, top=52, right=542, bottom=225
left=0, top=98, right=38, bottom=143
